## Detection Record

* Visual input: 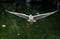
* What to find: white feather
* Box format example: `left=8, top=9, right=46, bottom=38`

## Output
left=6, top=10, right=29, bottom=19
left=34, top=10, right=58, bottom=20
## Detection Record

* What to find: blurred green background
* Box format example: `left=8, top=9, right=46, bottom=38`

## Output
left=0, top=0, right=60, bottom=39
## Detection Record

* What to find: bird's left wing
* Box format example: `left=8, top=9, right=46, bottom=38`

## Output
left=34, top=10, right=58, bottom=20
left=5, top=10, right=29, bottom=19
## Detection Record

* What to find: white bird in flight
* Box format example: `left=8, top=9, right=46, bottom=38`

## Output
left=6, top=10, right=57, bottom=23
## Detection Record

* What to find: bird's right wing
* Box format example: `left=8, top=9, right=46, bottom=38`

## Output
left=5, top=10, right=29, bottom=19
left=34, top=10, right=58, bottom=20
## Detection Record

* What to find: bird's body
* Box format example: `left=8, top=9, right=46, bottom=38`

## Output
left=27, top=15, right=36, bottom=22
left=6, top=10, right=58, bottom=23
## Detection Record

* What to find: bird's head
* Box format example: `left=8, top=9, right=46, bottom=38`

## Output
left=29, top=14, right=32, bottom=16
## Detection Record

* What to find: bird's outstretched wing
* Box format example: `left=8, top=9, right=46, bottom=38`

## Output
left=34, top=10, right=58, bottom=20
left=5, top=10, right=29, bottom=19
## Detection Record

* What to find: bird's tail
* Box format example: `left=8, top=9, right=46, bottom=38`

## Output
left=27, top=19, right=36, bottom=22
